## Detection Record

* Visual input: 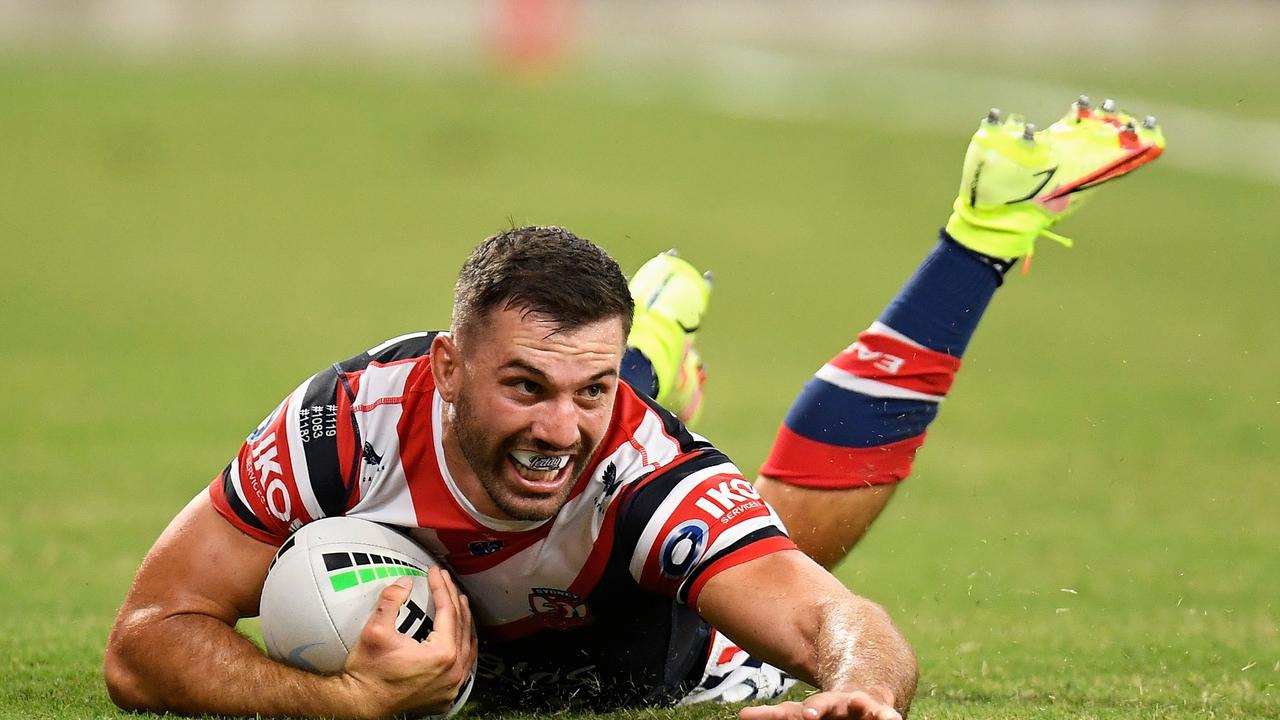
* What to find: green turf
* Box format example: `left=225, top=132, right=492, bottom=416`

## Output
left=0, top=52, right=1276, bottom=719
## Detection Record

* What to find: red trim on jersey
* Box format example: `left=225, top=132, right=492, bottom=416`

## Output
left=760, top=426, right=926, bottom=489
left=612, top=383, right=667, bottom=472
left=208, top=477, right=285, bottom=546
left=352, top=396, right=408, bottom=413
left=829, top=332, right=961, bottom=396
left=335, top=377, right=360, bottom=508
left=685, top=536, right=796, bottom=608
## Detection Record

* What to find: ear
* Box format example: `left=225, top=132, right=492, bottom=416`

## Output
left=431, top=333, right=462, bottom=403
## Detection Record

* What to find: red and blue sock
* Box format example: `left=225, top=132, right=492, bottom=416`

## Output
left=761, top=231, right=1006, bottom=489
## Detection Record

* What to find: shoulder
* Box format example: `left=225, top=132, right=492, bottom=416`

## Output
left=332, top=331, right=444, bottom=400
left=340, top=332, right=442, bottom=371
left=210, top=332, right=447, bottom=544
left=611, top=381, right=711, bottom=458
left=593, top=383, right=732, bottom=517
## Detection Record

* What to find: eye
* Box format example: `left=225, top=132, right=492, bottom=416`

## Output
left=518, top=380, right=541, bottom=395
left=581, top=384, right=605, bottom=399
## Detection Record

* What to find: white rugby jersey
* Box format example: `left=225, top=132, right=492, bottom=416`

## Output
left=209, top=332, right=794, bottom=708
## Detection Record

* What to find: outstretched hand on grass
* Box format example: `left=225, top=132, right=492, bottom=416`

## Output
left=741, top=689, right=902, bottom=720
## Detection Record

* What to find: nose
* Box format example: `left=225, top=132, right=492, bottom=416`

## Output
left=530, top=396, right=581, bottom=450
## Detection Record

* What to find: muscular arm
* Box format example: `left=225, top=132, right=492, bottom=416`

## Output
left=104, top=490, right=367, bottom=717
left=695, top=549, right=917, bottom=717
left=104, top=491, right=474, bottom=719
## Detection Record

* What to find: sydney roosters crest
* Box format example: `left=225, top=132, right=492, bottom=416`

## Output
left=528, top=588, right=592, bottom=630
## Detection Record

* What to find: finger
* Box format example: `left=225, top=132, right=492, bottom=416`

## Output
left=425, top=566, right=458, bottom=647
left=863, top=705, right=901, bottom=720
left=441, top=568, right=466, bottom=649
left=362, top=576, right=413, bottom=643
left=808, top=691, right=901, bottom=717
left=741, top=701, right=804, bottom=720
left=802, top=692, right=854, bottom=720
left=458, top=594, right=477, bottom=668
left=442, top=566, right=468, bottom=645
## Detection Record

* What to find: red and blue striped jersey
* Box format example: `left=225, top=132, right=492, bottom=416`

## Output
left=209, top=331, right=794, bottom=708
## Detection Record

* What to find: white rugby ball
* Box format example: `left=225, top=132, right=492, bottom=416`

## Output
left=260, top=516, right=473, bottom=717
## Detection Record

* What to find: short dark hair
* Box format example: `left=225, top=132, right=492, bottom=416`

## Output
left=452, top=225, right=634, bottom=341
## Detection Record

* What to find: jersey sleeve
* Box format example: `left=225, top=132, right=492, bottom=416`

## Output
left=208, top=363, right=359, bottom=545
left=615, top=447, right=797, bottom=608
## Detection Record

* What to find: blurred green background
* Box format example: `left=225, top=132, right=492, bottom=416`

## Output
left=1, top=1, right=1277, bottom=718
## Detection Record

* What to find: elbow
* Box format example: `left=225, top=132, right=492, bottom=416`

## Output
left=103, top=626, right=163, bottom=713
left=103, top=646, right=148, bottom=711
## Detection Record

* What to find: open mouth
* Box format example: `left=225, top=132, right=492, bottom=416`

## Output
left=508, top=450, right=572, bottom=488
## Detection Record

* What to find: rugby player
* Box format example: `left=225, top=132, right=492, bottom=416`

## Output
left=104, top=100, right=1163, bottom=720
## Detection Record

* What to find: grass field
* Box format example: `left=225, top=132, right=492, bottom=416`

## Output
left=1, top=50, right=1277, bottom=719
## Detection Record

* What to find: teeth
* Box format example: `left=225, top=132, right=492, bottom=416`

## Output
left=511, top=451, right=568, bottom=472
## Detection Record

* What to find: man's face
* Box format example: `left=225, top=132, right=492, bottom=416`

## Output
left=439, top=307, right=626, bottom=522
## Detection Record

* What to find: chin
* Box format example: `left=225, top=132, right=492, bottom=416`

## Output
left=492, top=493, right=564, bottom=522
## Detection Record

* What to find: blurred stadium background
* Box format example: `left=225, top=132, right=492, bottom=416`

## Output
left=1, top=2, right=1276, bottom=718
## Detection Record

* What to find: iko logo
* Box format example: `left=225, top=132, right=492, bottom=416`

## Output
left=659, top=519, right=709, bottom=579
left=250, top=432, right=291, bottom=522
left=851, top=342, right=905, bottom=374
left=693, top=478, right=762, bottom=521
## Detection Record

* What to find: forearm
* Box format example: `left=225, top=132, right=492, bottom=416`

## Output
left=811, top=596, right=918, bottom=714
left=698, top=552, right=918, bottom=714
left=105, top=609, right=362, bottom=719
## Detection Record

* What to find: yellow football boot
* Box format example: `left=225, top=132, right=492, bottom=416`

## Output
left=946, top=96, right=1166, bottom=259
